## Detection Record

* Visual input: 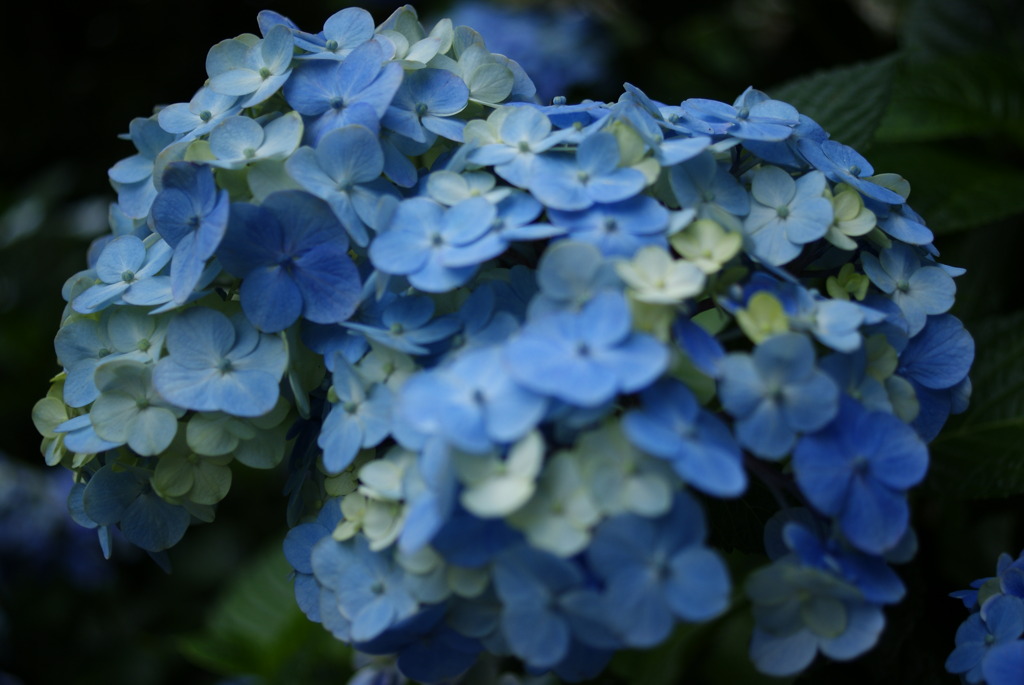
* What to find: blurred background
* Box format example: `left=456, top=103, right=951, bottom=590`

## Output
left=1, top=0, right=1022, bottom=682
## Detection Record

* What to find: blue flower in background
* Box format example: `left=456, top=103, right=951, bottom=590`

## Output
left=218, top=190, right=361, bottom=332
left=446, top=2, right=607, bottom=101
left=946, top=594, right=1024, bottom=684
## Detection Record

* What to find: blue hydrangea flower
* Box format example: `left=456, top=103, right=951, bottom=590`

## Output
left=797, top=138, right=906, bottom=205
left=492, top=544, right=594, bottom=670
left=287, top=7, right=376, bottom=60
left=793, top=397, right=928, bottom=554
left=669, top=150, right=750, bottom=227
left=747, top=520, right=893, bottom=676
left=342, top=293, right=461, bottom=356
left=283, top=41, right=403, bottom=144
left=107, top=116, right=178, bottom=219
left=311, top=534, right=422, bottom=643
left=205, top=113, right=304, bottom=169
left=717, top=333, right=839, bottom=459
left=742, top=166, right=833, bottom=266
left=504, top=291, right=668, bottom=408
left=862, top=243, right=956, bottom=337
left=149, top=162, right=230, bottom=304
left=369, top=196, right=503, bottom=293
left=548, top=195, right=669, bottom=258
left=81, top=462, right=191, bottom=553
left=319, top=357, right=392, bottom=474
left=528, top=131, right=647, bottom=211
left=467, top=106, right=568, bottom=188
left=983, top=640, right=1024, bottom=685
left=680, top=87, right=799, bottom=141
left=72, top=234, right=172, bottom=314
left=152, top=307, right=288, bottom=417
left=586, top=493, right=731, bottom=648
left=623, top=380, right=746, bottom=497
left=157, top=86, right=243, bottom=141
left=946, top=594, right=1024, bottom=684
left=205, top=24, right=295, bottom=108
left=285, top=124, right=393, bottom=247
left=397, top=346, right=547, bottom=454
left=218, top=190, right=361, bottom=332
left=382, top=68, right=470, bottom=143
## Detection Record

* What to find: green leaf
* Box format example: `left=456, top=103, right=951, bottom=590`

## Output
left=868, top=143, right=1024, bottom=234
left=769, top=54, right=900, bottom=151
left=875, top=53, right=1024, bottom=145
left=928, top=309, right=1024, bottom=498
left=177, top=545, right=351, bottom=680
left=609, top=622, right=703, bottom=685
left=902, top=0, right=1023, bottom=60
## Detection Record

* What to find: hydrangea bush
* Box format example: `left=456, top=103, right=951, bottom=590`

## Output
left=32, top=4, right=976, bottom=682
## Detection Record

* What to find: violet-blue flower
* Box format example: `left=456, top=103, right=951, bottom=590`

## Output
left=217, top=190, right=361, bottom=333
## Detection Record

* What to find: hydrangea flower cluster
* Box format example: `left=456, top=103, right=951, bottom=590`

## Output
left=946, top=549, right=1024, bottom=685
left=34, top=4, right=974, bottom=682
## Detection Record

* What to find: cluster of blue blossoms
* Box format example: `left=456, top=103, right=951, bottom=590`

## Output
left=33, top=4, right=975, bottom=682
left=946, top=549, right=1024, bottom=684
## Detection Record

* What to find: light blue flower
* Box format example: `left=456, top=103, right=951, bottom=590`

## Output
left=743, top=166, right=833, bottom=265
left=504, top=291, right=668, bottom=407
left=369, top=196, right=503, bottom=293
left=152, top=307, right=288, bottom=417
left=717, top=333, right=839, bottom=459
left=283, top=41, right=403, bottom=144
left=72, top=234, right=172, bottom=314
left=206, top=24, right=295, bottom=108
left=528, top=131, right=647, bottom=211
